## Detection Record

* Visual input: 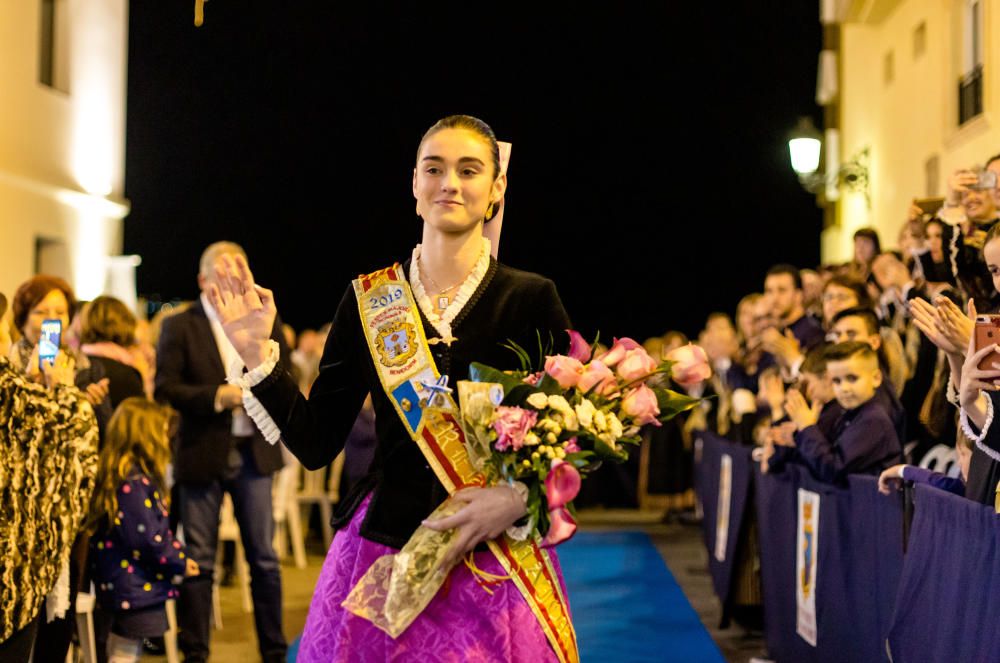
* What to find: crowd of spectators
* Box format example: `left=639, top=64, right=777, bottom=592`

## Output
left=0, top=242, right=357, bottom=662
left=654, top=156, right=1000, bottom=641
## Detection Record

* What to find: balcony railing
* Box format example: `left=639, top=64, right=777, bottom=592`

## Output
left=959, top=64, right=984, bottom=125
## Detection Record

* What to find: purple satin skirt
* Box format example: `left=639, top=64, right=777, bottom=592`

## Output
left=295, top=495, right=568, bottom=662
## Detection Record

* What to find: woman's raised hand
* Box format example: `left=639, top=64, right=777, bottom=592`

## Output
left=910, top=297, right=961, bottom=355
left=934, top=295, right=974, bottom=352
left=206, top=254, right=277, bottom=370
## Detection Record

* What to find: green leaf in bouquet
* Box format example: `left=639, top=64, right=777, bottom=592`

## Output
left=592, top=435, right=628, bottom=462
left=655, top=388, right=701, bottom=421
left=468, top=362, right=524, bottom=394
left=534, top=373, right=565, bottom=396
left=501, top=340, right=533, bottom=372
left=501, top=383, right=539, bottom=407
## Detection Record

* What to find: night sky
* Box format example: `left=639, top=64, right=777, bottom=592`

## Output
left=124, top=1, right=822, bottom=342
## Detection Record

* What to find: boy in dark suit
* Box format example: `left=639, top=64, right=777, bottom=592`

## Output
left=784, top=341, right=902, bottom=483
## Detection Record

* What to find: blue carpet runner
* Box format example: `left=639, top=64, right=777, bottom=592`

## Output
left=559, top=530, right=725, bottom=663
left=289, top=530, right=723, bottom=662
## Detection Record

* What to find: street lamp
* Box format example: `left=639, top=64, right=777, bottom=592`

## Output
left=788, top=117, right=822, bottom=176
left=787, top=117, right=870, bottom=207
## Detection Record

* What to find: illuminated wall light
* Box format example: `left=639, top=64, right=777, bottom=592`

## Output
left=789, top=138, right=822, bottom=175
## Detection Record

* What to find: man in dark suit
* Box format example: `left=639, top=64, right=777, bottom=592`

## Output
left=156, top=242, right=289, bottom=663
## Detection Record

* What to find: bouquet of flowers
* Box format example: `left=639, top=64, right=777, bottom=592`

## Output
left=343, top=330, right=710, bottom=637
left=458, top=330, right=711, bottom=546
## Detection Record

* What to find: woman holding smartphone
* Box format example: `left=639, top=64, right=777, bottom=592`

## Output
left=7, top=275, right=114, bottom=661
left=207, top=115, right=578, bottom=662
left=911, top=222, right=1000, bottom=508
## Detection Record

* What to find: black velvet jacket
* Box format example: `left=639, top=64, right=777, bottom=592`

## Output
left=252, top=258, right=572, bottom=549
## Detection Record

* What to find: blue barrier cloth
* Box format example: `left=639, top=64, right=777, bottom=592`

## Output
left=559, top=531, right=725, bottom=663
left=887, top=484, right=1000, bottom=662
left=754, top=465, right=903, bottom=662
left=694, top=432, right=754, bottom=608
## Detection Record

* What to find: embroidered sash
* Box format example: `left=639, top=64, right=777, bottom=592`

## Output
left=353, top=263, right=579, bottom=663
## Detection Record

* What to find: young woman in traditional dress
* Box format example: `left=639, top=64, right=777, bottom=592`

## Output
left=208, top=115, right=577, bottom=662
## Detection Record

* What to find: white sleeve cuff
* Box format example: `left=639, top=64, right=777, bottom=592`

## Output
left=226, top=340, right=283, bottom=445
left=782, top=355, right=804, bottom=383
left=960, top=392, right=1000, bottom=462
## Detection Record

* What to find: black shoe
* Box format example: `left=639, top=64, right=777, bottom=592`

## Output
left=142, top=637, right=166, bottom=655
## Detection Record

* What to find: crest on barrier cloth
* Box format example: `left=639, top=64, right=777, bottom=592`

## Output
left=796, top=488, right=820, bottom=647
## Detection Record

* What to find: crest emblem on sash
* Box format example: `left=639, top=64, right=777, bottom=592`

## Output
left=376, top=321, right=418, bottom=367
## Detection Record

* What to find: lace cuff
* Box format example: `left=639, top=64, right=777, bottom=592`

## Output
left=946, top=374, right=960, bottom=406
left=960, top=392, right=1000, bottom=462
left=226, top=340, right=282, bottom=444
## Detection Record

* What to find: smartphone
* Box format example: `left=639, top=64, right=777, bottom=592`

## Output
left=38, top=318, right=62, bottom=370
left=975, top=315, right=1000, bottom=371
left=972, top=170, right=998, bottom=191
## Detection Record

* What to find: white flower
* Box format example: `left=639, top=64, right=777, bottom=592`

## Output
left=594, top=409, right=608, bottom=433
left=608, top=412, right=624, bottom=439
left=575, top=400, right=597, bottom=431
left=547, top=395, right=578, bottom=429
left=527, top=392, right=549, bottom=409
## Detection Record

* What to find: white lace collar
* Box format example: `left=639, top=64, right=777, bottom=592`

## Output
left=409, top=236, right=492, bottom=342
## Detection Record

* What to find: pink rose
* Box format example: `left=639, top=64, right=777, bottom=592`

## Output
left=621, top=384, right=661, bottom=426
left=616, top=347, right=658, bottom=382
left=544, top=355, right=584, bottom=389
left=577, top=360, right=618, bottom=395
left=522, top=371, right=543, bottom=386
left=566, top=330, right=591, bottom=362
left=667, top=343, right=711, bottom=387
left=564, top=437, right=580, bottom=453
left=492, top=406, right=538, bottom=451
left=597, top=337, right=642, bottom=367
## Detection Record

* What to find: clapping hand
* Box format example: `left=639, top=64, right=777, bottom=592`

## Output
left=910, top=297, right=969, bottom=356
left=206, top=254, right=277, bottom=370
left=784, top=388, right=820, bottom=431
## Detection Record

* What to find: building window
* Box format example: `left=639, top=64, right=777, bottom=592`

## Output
left=959, top=0, right=984, bottom=124
left=913, top=22, right=926, bottom=59
left=884, top=50, right=894, bottom=86
left=39, top=0, right=69, bottom=92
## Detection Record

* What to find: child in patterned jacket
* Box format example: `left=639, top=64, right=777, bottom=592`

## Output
left=87, top=398, right=199, bottom=662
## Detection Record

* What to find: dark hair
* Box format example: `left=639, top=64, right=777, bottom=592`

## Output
left=0, top=292, right=7, bottom=321
left=12, top=275, right=77, bottom=333
left=823, top=274, right=873, bottom=309
left=853, top=227, right=881, bottom=249
left=831, top=306, right=880, bottom=335
left=765, top=264, right=803, bottom=290
left=825, top=340, right=877, bottom=364
left=800, top=345, right=828, bottom=376
left=81, top=295, right=137, bottom=347
left=984, top=222, right=1000, bottom=253
left=925, top=217, right=945, bottom=233
left=986, top=153, right=1000, bottom=169
left=418, top=115, right=501, bottom=180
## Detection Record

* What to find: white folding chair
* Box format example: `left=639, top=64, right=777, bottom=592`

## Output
left=918, top=444, right=957, bottom=476
left=163, top=598, right=181, bottom=663
left=296, top=463, right=335, bottom=550
left=69, top=589, right=97, bottom=663
left=213, top=493, right=253, bottom=626
left=273, top=459, right=308, bottom=569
